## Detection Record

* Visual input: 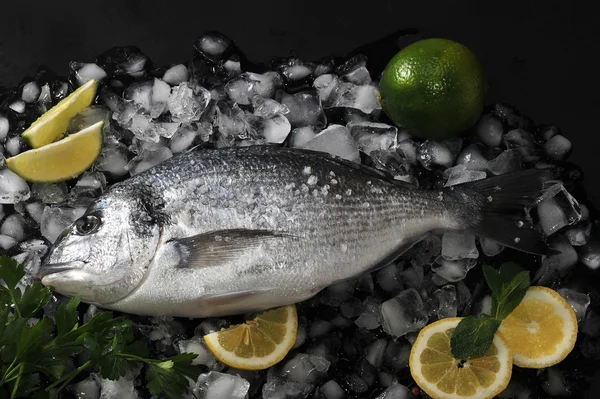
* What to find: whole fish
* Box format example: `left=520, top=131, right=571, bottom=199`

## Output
left=40, top=146, right=553, bottom=318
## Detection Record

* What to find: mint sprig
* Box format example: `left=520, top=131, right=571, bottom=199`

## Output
left=450, top=262, right=530, bottom=359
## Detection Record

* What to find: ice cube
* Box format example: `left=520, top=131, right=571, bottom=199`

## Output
left=256, top=114, right=292, bottom=144
left=71, top=172, right=107, bottom=198
left=343, top=66, right=372, bottom=86
left=22, top=201, right=44, bottom=225
left=40, top=206, right=86, bottom=244
left=0, top=235, right=18, bottom=250
left=37, top=83, right=52, bottom=113
left=189, top=371, right=250, bottom=399
left=32, top=182, right=68, bottom=204
left=327, top=81, right=381, bottom=114
left=280, top=91, right=327, bottom=128
left=431, top=285, right=458, bottom=319
left=487, top=149, right=523, bottom=175
left=21, top=81, right=41, bottom=103
left=565, top=223, right=591, bottom=246
left=0, top=168, right=31, bottom=204
left=73, top=63, right=107, bottom=86
left=273, top=57, right=314, bottom=85
left=163, top=64, right=189, bottom=85
left=384, top=339, right=411, bottom=372
left=96, top=46, right=149, bottom=77
left=374, top=384, right=413, bottom=399
left=168, top=82, right=210, bottom=123
left=98, top=375, right=139, bottom=399
left=480, top=237, right=505, bottom=256
left=365, top=338, right=388, bottom=368
left=336, top=54, right=368, bottom=75
left=340, top=297, right=364, bottom=319
left=310, top=320, right=333, bottom=338
left=537, top=184, right=581, bottom=236
left=252, top=96, right=289, bottom=119
left=417, top=140, right=454, bottom=169
left=368, top=149, right=413, bottom=181
left=301, top=124, right=360, bottom=162
left=226, top=72, right=283, bottom=104
left=503, top=129, right=540, bottom=162
left=431, top=257, right=477, bottom=282
left=19, top=238, right=48, bottom=257
left=456, top=143, right=489, bottom=171
left=381, top=288, right=428, bottom=337
left=396, top=139, right=418, bottom=165
left=318, top=380, right=345, bottom=399
left=176, top=336, right=219, bottom=368
left=68, top=106, right=111, bottom=134
left=194, top=31, right=235, bottom=63
left=557, top=288, right=590, bottom=324
left=541, top=367, right=570, bottom=397
left=580, top=236, right=600, bottom=270
left=262, top=353, right=330, bottom=399
left=582, top=309, right=600, bottom=336
left=0, top=116, right=9, bottom=142
left=9, top=100, right=25, bottom=113
left=70, top=376, right=100, bottom=399
left=475, top=114, right=504, bottom=147
left=535, top=236, right=578, bottom=284
left=150, top=78, right=171, bottom=117
left=313, top=74, right=338, bottom=102
left=375, top=263, right=403, bottom=293
left=314, top=56, right=335, bottom=77
left=355, top=297, right=383, bottom=330
left=95, top=140, right=130, bottom=177
left=544, top=134, right=571, bottom=161
left=443, top=164, right=486, bottom=187
left=356, top=273, right=374, bottom=293
left=1, top=213, right=27, bottom=242
left=442, top=232, right=479, bottom=260
left=5, top=137, right=25, bottom=157
left=126, top=147, right=173, bottom=176
left=347, top=121, right=397, bottom=155
left=169, top=126, right=198, bottom=153
left=289, top=126, right=319, bottom=148
left=401, top=263, right=425, bottom=290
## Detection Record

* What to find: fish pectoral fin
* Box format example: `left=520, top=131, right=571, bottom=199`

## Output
left=170, top=229, right=296, bottom=269
left=196, top=289, right=275, bottom=316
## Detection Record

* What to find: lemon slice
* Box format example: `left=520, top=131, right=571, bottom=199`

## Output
left=22, top=79, right=98, bottom=148
left=409, top=317, right=512, bottom=399
left=6, top=121, right=104, bottom=183
left=203, top=305, right=298, bottom=370
left=498, top=286, right=577, bottom=368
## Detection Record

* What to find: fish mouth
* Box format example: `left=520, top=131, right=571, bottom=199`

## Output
left=39, top=261, right=87, bottom=277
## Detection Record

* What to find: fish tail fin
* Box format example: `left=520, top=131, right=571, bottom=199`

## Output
left=456, top=168, right=561, bottom=255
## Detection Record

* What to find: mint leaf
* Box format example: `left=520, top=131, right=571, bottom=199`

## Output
left=450, top=315, right=502, bottom=359
left=494, top=270, right=530, bottom=320
left=484, top=263, right=530, bottom=320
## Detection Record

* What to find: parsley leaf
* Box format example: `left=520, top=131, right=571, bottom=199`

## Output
left=0, top=256, right=205, bottom=399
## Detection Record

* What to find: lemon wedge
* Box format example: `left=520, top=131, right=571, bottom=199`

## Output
left=7, top=121, right=104, bottom=183
left=409, top=317, right=512, bottom=399
left=203, top=305, right=298, bottom=370
left=22, top=79, right=98, bottom=148
left=498, top=286, right=578, bottom=368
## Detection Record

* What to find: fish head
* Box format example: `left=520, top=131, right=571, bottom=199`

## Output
left=40, top=192, right=161, bottom=305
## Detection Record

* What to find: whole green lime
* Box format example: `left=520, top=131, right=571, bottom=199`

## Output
left=378, top=38, right=487, bottom=140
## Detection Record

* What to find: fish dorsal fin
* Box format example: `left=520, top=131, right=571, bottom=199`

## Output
left=169, top=229, right=295, bottom=269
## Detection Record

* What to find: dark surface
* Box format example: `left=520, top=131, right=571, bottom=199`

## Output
left=1, top=0, right=600, bottom=396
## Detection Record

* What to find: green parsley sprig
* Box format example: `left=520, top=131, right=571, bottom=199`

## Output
left=0, top=256, right=203, bottom=399
left=450, top=262, right=530, bottom=359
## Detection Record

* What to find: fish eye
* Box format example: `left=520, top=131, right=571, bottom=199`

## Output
left=74, top=215, right=101, bottom=235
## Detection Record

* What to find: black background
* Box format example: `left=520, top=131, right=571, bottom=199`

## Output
left=1, top=0, right=600, bottom=396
